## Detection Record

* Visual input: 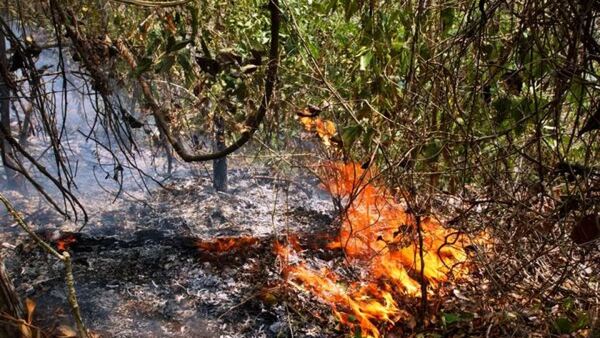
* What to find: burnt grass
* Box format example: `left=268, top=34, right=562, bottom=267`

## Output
left=2, top=165, right=598, bottom=337
left=2, top=167, right=339, bottom=337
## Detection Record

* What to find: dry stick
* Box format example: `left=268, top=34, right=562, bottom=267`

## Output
left=0, top=194, right=89, bottom=338
left=0, top=256, right=24, bottom=336
left=285, top=301, right=295, bottom=338
left=217, top=291, right=260, bottom=320
left=62, top=252, right=87, bottom=338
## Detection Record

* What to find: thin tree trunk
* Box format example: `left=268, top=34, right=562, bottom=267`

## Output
left=17, top=103, right=32, bottom=147
left=160, top=132, right=173, bottom=176
left=0, top=26, right=21, bottom=189
left=0, top=27, right=12, bottom=186
left=213, top=113, right=227, bottom=192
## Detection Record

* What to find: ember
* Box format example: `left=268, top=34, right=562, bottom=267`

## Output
left=277, top=162, right=477, bottom=337
left=56, top=234, right=77, bottom=252
left=196, top=236, right=259, bottom=252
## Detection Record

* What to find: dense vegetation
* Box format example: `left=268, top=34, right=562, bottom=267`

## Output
left=0, top=0, right=598, bottom=337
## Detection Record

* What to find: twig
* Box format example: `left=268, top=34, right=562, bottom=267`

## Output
left=217, top=291, right=259, bottom=319
left=285, top=301, right=295, bottom=338
left=0, top=193, right=89, bottom=338
left=63, top=252, right=88, bottom=338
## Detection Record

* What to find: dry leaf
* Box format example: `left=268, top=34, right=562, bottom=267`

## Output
left=25, top=298, right=35, bottom=324
left=55, top=325, right=78, bottom=338
left=164, top=14, right=177, bottom=33
left=299, top=116, right=314, bottom=131
left=315, top=119, right=336, bottom=145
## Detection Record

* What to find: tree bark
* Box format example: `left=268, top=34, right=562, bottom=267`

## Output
left=0, top=27, right=12, bottom=186
left=0, top=25, right=21, bottom=189
left=213, top=113, right=227, bottom=191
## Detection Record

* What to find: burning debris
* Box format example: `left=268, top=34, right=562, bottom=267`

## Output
left=196, top=236, right=259, bottom=253
left=4, top=163, right=594, bottom=337
left=276, top=162, right=482, bottom=337
left=3, top=168, right=339, bottom=337
left=55, top=234, right=77, bottom=252
left=5, top=162, right=485, bottom=337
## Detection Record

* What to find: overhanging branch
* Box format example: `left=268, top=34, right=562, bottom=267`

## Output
left=56, top=0, right=280, bottom=162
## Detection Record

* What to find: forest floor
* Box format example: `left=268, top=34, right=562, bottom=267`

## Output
left=1, top=162, right=598, bottom=337
left=1, top=164, right=340, bottom=337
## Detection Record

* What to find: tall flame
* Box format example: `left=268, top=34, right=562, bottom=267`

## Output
left=277, top=162, right=474, bottom=337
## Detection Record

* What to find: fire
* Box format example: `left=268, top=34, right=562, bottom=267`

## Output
left=277, top=162, right=476, bottom=337
left=299, top=116, right=337, bottom=147
left=196, top=236, right=259, bottom=252
left=277, top=242, right=407, bottom=337
left=56, top=234, right=77, bottom=252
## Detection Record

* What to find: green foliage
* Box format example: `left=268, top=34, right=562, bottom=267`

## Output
left=23, top=0, right=598, bottom=195
left=441, top=312, right=473, bottom=326
left=550, top=298, right=591, bottom=335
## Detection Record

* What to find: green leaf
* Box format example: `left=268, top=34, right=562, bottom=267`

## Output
left=132, top=57, right=153, bottom=77
left=155, top=55, right=176, bottom=73
left=562, top=297, right=575, bottom=311
left=553, top=317, right=573, bottom=334
left=568, top=78, right=585, bottom=105
left=359, top=51, right=373, bottom=71
left=146, top=29, right=163, bottom=56
left=343, top=0, right=360, bottom=21
left=573, top=312, right=589, bottom=330
left=419, top=43, right=431, bottom=60
left=341, top=124, right=363, bottom=148
left=189, top=5, right=199, bottom=39
left=441, top=7, right=455, bottom=34
left=326, top=0, right=338, bottom=14
left=492, top=97, right=512, bottom=116
left=422, top=141, right=442, bottom=163
left=165, top=36, right=176, bottom=52
left=442, top=312, right=462, bottom=325
left=307, top=40, right=320, bottom=59
left=362, top=126, right=375, bottom=148
left=347, top=314, right=357, bottom=323
left=166, top=38, right=192, bottom=53
left=177, top=51, right=195, bottom=85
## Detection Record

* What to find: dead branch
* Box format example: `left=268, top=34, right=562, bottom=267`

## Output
left=56, top=0, right=280, bottom=163
left=0, top=193, right=89, bottom=338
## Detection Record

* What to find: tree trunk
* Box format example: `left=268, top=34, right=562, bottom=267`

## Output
left=0, top=27, right=12, bottom=186
left=0, top=26, right=21, bottom=189
left=213, top=114, right=227, bottom=192
left=0, top=256, right=24, bottom=338
left=160, top=132, right=174, bottom=176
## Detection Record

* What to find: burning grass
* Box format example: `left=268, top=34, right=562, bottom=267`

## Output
left=276, top=162, right=483, bottom=337
left=195, top=236, right=259, bottom=252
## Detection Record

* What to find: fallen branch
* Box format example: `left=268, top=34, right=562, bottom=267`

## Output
left=0, top=193, right=89, bottom=338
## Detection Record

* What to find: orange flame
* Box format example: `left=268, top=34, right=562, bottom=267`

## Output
left=56, top=234, right=77, bottom=252
left=299, top=116, right=337, bottom=147
left=277, top=162, right=475, bottom=337
left=196, top=236, right=259, bottom=252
